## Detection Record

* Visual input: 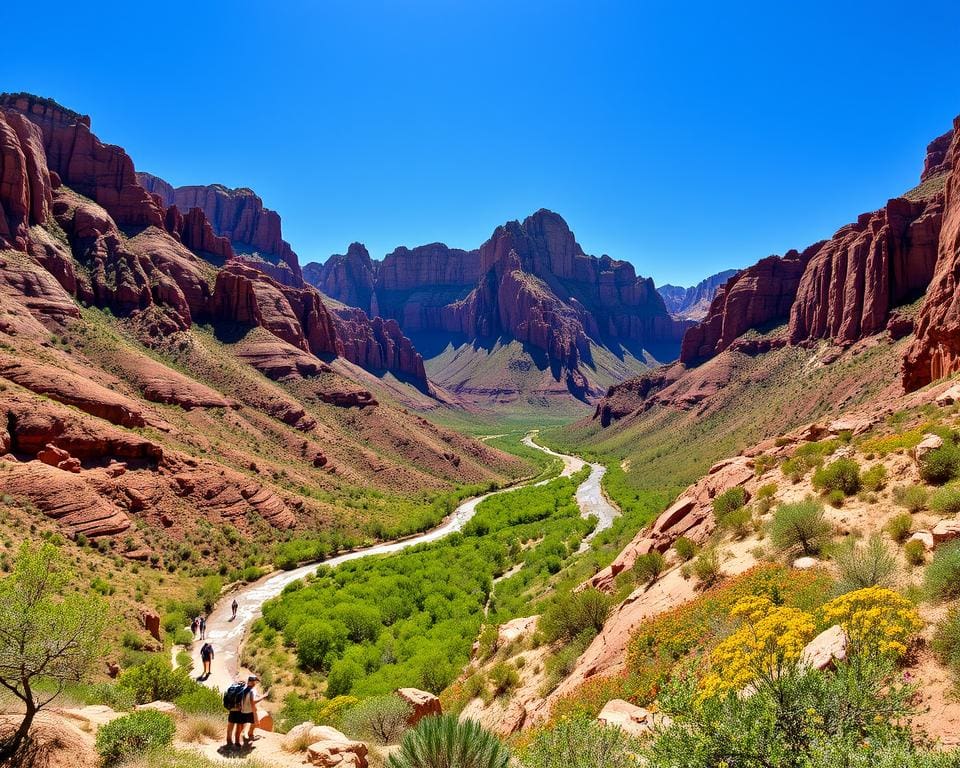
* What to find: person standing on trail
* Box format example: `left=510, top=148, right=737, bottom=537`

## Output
left=198, top=614, right=207, bottom=640
left=231, top=598, right=239, bottom=620
left=191, top=616, right=199, bottom=637
left=199, top=641, right=214, bottom=680
left=225, top=675, right=262, bottom=749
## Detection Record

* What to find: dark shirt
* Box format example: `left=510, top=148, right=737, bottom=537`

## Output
left=200, top=643, right=214, bottom=661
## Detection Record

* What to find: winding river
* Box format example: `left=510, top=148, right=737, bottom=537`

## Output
left=194, top=434, right=616, bottom=690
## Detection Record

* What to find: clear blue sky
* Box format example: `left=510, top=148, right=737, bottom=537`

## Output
left=4, top=1, right=960, bottom=286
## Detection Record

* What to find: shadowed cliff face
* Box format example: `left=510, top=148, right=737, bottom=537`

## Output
left=307, top=210, right=689, bottom=402
left=0, top=93, right=427, bottom=388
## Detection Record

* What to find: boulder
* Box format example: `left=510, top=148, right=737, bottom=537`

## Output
left=792, top=556, right=819, bottom=570
left=106, top=662, right=120, bottom=678
left=936, top=384, right=960, bottom=407
left=496, top=616, right=539, bottom=647
left=141, top=609, right=161, bottom=642
left=134, top=701, right=177, bottom=713
left=395, top=688, right=441, bottom=726
left=908, top=530, right=935, bottom=550
left=914, top=434, right=944, bottom=462
left=305, top=725, right=368, bottom=768
left=284, top=721, right=316, bottom=750
left=801, top=625, right=847, bottom=671
left=596, top=699, right=664, bottom=738
left=932, top=519, right=960, bottom=544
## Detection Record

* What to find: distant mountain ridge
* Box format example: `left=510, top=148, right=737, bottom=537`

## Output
left=658, top=269, right=738, bottom=320
left=305, top=211, right=692, bottom=404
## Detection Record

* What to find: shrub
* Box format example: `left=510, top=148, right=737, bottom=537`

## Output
left=925, top=542, right=960, bottom=601
left=121, top=631, right=145, bottom=651
left=633, top=551, right=666, bottom=586
left=929, top=485, right=960, bottom=516
left=518, top=715, right=641, bottom=768
left=826, top=489, right=846, bottom=508
left=488, top=662, right=520, bottom=697
left=327, top=659, right=363, bottom=697
left=919, top=443, right=960, bottom=485
left=832, top=535, right=897, bottom=594
left=820, top=586, right=922, bottom=660
left=341, top=694, right=412, bottom=745
left=95, top=711, right=175, bottom=764
left=813, top=458, right=861, bottom=496
left=387, top=715, right=510, bottom=768
left=295, top=621, right=346, bottom=671
left=690, top=548, right=722, bottom=587
left=172, top=628, right=194, bottom=646
left=673, top=537, right=697, bottom=562
left=769, top=499, right=832, bottom=555
left=540, top=589, right=613, bottom=644
left=893, top=484, right=928, bottom=513
left=860, top=464, right=887, bottom=492
left=933, top=606, right=960, bottom=673
left=712, top=487, right=746, bottom=521
left=885, top=514, right=913, bottom=544
left=118, top=656, right=192, bottom=704
left=904, top=539, right=926, bottom=566
left=718, top=506, right=752, bottom=538
left=173, top=683, right=223, bottom=715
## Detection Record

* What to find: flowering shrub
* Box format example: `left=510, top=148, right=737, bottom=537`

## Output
left=819, top=586, right=921, bottom=660
left=699, top=597, right=815, bottom=698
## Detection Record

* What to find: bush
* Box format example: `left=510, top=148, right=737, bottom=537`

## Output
left=341, top=694, right=412, bottom=745
left=929, top=485, right=960, bottom=516
left=173, top=683, right=223, bottom=715
left=769, top=499, right=832, bottom=555
left=295, top=621, right=346, bottom=671
left=540, top=589, right=613, bottom=644
left=718, top=506, right=752, bottom=538
left=919, top=443, right=960, bottom=485
left=833, top=535, right=897, bottom=594
left=813, top=458, right=861, bottom=496
left=925, top=542, right=960, bottom=601
left=904, top=539, right=926, bottom=566
left=826, top=489, right=846, bottom=508
left=327, top=659, right=363, bottom=697
left=95, top=711, right=175, bottom=764
left=488, top=662, right=520, bottom=697
left=673, top=537, right=697, bottom=562
left=387, top=715, right=509, bottom=768
left=518, top=715, right=640, bottom=768
left=690, top=548, right=722, bottom=587
left=633, top=551, right=666, bottom=586
left=118, top=656, right=192, bottom=704
left=860, top=464, right=887, bottom=492
left=933, top=606, right=960, bottom=673
left=121, top=631, right=145, bottom=651
left=712, top=487, right=746, bottom=521
left=172, top=628, right=194, bottom=646
left=893, top=484, right=928, bottom=513
left=885, top=514, right=913, bottom=544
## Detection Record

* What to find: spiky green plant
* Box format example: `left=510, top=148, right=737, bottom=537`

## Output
left=386, top=714, right=510, bottom=768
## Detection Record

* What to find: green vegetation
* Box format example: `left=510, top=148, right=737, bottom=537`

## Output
left=894, top=484, right=929, bottom=512
left=812, top=457, right=861, bottom=496
left=833, top=535, right=897, bottom=594
left=919, top=443, right=960, bottom=485
left=539, top=588, right=613, bottom=644
left=886, top=513, right=914, bottom=543
left=518, top=716, right=640, bottom=768
left=861, top=464, right=888, bottom=492
left=925, top=542, right=960, bottom=602
left=255, top=472, right=592, bottom=697
left=0, top=543, right=107, bottom=762
left=341, top=694, right=412, bottom=745
left=769, top=499, right=832, bottom=555
left=712, top=486, right=747, bottom=520
left=905, top=539, right=926, bottom=566
left=118, top=656, right=193, bottom=704
left=674, top=536, right=697, bottom=561
left=387, top=715, right=510, bottom=768
left=95, top=710, right=175, bottom=765
left=929, top=485, right=960, bottom=516
left=633, top=551, right=666, bottom=586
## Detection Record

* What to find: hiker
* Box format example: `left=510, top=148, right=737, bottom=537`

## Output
left=231, top=598, right=239, bottom=621
left=191, top=616, right=199, bottom=637
left=198, top=614, right=207, bottom=640
left=224, top=675, right=263, bottom=749
left=199, top=641, right=214, bottom=680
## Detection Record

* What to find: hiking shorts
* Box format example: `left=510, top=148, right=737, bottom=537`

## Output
left=228, top=711, right=255, bottom=725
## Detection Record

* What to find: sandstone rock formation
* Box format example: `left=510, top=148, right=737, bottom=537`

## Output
left=395, top=688, right=442, bottom=725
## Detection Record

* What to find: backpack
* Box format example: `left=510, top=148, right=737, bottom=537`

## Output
left=223, top=682, right=248, bottom=711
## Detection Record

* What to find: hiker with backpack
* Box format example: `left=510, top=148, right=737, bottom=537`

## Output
left=198, top=614, right=207, bottom=640
left=231, top=598, right=239, bottom=621
left=199, top=641, right=214, bottom=680
left=224, top=675, right=264, bottom=749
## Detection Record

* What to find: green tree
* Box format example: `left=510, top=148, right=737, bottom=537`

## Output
left=770, top=499, right=832, bottom=555
left=0, top=543, right=107, bottom=762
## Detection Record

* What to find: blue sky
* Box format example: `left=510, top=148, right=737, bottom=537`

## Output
left=3, top=1, right=960, bottom=286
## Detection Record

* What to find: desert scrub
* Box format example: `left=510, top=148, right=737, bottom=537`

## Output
left=860, top=464, right=887, bottom=492
left=886, top=513, right=913, bottom=544
left=488, top=662, right=520, bottom=697
left=95, top=710, right=175, bottom=764
left=712, top=487, right=747, bottom=520
left=540, top=588, right=612, bottom=644
left=924, top=541, right=960, bottom=601
left=341, top=694, right=412, bottom=745
left=387, top=714, right=509, bottom=768
left=769, top=498, right=832, bottom=555
left=819, top=586, right=921, bottom=660
left=904, top=539, right=926, bottom=566
left=673, top=536, right=697, bottom=561
left=893, top=484, right=928, bottom=513
left=933, top=606, right=960, bottom=675
left=517, top=715, right=641, bottom=768
left=919, top=443, right=960, bottom=485
left=929, top=485, right=960, bottom=516
left=812, top=457, right=861, bottom=496
left=633, top=551, right=666, bottom=586
left=687, top=548, right=722, bottom=587
left=832, top=535, right=897, bottom=594
left=718, top=505, right=752, bottom=538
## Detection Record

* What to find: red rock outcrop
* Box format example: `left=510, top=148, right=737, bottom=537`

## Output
left=332, top=307, right=427, bottom=382
left=904, top=119, right=960, bottom=390
left=137, top=172, right=303, bottom=285
left=0, top=107, right=52, bottom=250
